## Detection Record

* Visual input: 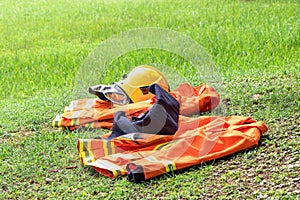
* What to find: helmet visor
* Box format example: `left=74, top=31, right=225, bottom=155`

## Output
left=104, top=84, right=130, bottom=105
left=89, top=83, right=130, bottom=105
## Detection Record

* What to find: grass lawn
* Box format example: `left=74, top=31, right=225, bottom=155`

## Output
left=1, top=0, right=299, bottom=199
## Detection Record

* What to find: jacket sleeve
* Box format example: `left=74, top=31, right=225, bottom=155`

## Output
left=171, top=83, right=220, bottom=116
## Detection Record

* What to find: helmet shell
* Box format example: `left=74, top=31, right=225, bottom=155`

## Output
left=116, top=66, right=169, bottom=103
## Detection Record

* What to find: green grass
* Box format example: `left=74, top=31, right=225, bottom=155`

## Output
left=1, top=0, right=299, bottom=199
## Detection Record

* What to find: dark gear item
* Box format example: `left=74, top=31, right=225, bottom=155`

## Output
left=107, top=83, right=180, bottom=139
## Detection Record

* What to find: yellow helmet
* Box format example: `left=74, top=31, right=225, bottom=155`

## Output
left=116, top=65, right=169, bottom=103
left=89, top=66, right=169, bottom=105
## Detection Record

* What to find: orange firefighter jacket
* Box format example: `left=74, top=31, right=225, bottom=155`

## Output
left=77, top=115, right=268, bottom=182
left=52, top=83, right=220, bottom=130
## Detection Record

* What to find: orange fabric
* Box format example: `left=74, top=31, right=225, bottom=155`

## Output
left=77, top=115, right=268, bottom=180
left=172, top=83, right=220, bottom=115
left=52, top=83, right=220, bottom=130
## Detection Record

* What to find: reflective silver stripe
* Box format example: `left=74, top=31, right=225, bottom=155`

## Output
left=90, top=159, right=124, bottom=171
left=107, top=141, right=112, bottom=155
left=65, top=100, right=78, bottom=111
left=52, top=114, right=62, bottom=127
left=71, top=110, right=84, bottom=118
left=145, top=156, right=176, bottom=173
left=73, top=118, right=80, bottom=126
left=82, top=141, right=93, bottom=163
left=83, top=99, right=96, bottom=109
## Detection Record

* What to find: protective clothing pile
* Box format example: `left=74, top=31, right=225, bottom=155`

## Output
left=52, top=82, right=220, bottom=130
left=52, top=66, right=268, bottom=183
